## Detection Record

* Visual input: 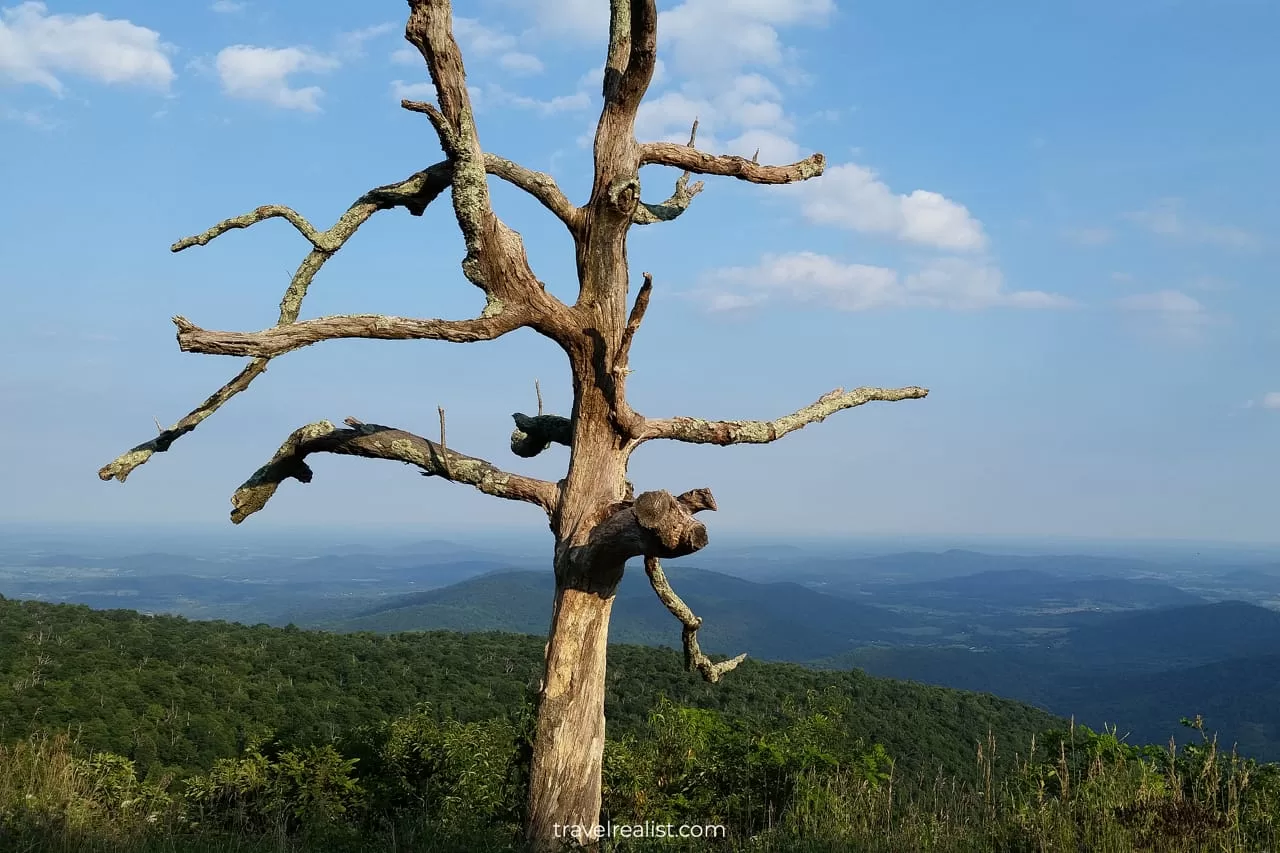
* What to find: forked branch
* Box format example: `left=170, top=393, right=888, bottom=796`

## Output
left=638, top=386, right=930, bottom=445
left=230, top=417, right=558, bottom=524
left=644, top=556, right=746, bottom=683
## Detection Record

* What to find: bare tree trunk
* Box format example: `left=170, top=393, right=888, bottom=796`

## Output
left=525, top=572, right=618, bottom=847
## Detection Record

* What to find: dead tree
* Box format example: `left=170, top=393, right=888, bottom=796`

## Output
left=98, top=1, right=928, bottom=847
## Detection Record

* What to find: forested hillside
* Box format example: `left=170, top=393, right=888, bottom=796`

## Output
left=0, top=596, right=1054, bottom=782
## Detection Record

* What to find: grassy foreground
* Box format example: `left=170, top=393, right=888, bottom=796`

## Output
left=1, top=702, right=1277, bottom=853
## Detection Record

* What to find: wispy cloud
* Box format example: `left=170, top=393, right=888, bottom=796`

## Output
left=1124, top=198, right=1262, bottom=250
left=1115, top=289, right=1216, bottom=342
left=336, top=23, right=395, bottom=60
left=210, top=1, right=245, bottom=13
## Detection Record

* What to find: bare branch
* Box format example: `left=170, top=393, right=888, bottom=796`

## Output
left=510, top=412, right=573, bottom=458
left=484, top=153, right=579, bottom=230
left=230, top=418, right=558, bottom=524
left=638, top=386, right=930, bottom=446
left=617, top=272, right=652, bottom=366
left=535, top=379, right=543, bottom=416
left=437, top=405, right=452, bottom=478
left=172, top=311, right=524, bottom=358
left=640, top=143, right=825, bottom=185
left=633, top=120, right=705, bottom=225
left=100, top=167, right=458, bottom=483
left=644, top=556, right=746, bottom=683
left=173, top=205, right=331, bottom=252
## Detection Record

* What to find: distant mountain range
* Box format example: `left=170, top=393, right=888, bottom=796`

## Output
left=332, top=567, right=909, bottom=662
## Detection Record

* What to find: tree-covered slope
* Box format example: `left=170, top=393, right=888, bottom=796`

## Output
left=0, top=596, right=1056, bottom=781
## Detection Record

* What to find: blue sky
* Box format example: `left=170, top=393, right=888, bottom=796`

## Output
left=1, top=0, right=1276, bottom=543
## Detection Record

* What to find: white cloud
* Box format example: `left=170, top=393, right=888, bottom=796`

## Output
left=483, top=82, right=589, bottom=115
left=1116, top=289, right=1214, bottom=341
left=658, top=0, right=834, bottom=77
left=215, top=45, right=338, bottom=111
left=0, top=2, right=174, bottom=94
left=633, top=72, right=796, bottom=159
left=1262, top=392, right=1280, bottom=411
left=521, top=0, right=608, bottom=43
left=696, top=252, right=1069, bottom=313
left=1124, top=198, right=1261, bottom=250
left=790, top=163, right=988, bottom=252
left=452, top=17, right=543, bottom=76
left=210, top=1, right=244, bottom=13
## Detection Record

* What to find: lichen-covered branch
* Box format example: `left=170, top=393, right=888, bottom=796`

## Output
left=639, top=142, right=826, bottom=185
left=230, top=417, right=558, bottom=524
left=510, top=412, right=573, bottom=458
left=633, top=121, right=704, bottom=225
left=638, top=386, right=930, bottom=446
left=171, top=310, right=524, bottom=358
left=99, top=167, right=458, bottom=484
left=644, top=556, right=746, bottom=683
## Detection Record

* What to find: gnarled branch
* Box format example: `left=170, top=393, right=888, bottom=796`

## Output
left=633, top=120, right=704, bottom=225
left=644, top=556, right=746, bottom=683
left=230, top=417, right=558, bottom=524
left=639, top=142, right=825, bottom=185
left=99, top=167, right=457, bottom=483
left=172, top=310, right=524, bottom=358
left=583, top=487, right=717, bottom=568
left=638, top=386, right=930, bottom=446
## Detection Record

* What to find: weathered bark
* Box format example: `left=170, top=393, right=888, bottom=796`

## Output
left=525, top=565, right=617, bottom=847
left=98, top=1, right=928, bottom=850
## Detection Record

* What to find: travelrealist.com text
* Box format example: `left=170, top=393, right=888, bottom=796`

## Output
left=553, top=821, right=728, bottom=840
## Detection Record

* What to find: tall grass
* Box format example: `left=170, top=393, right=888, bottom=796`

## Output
left=1, top=717, right=1276, bottom=852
